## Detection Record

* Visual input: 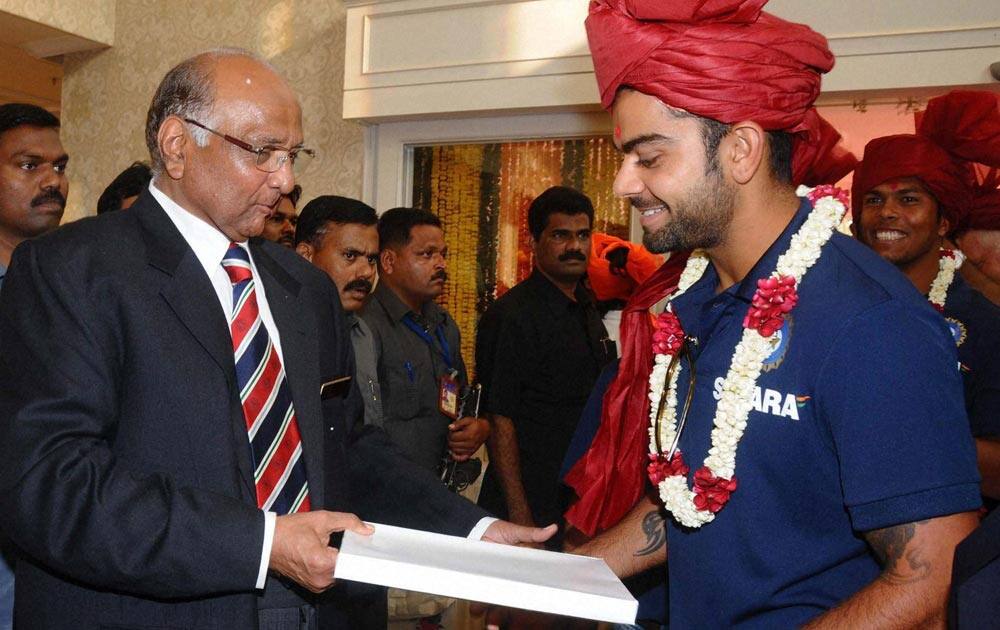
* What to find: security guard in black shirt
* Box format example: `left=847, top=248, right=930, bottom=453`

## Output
left=476, top=186, right=617, bottom=544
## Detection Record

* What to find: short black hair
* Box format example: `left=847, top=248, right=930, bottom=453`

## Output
left=287, top=184, right=302, bottom=208
left=0, top=103, right=60, bottom=139
left=295, top=195, right=377, bottom=246
left=377, top=207, right=442, bottom=252
left=677, top=111, right=793, bottom=183
left=527, top=186, right=595, bottom=240
left=97, top=162, right=152, bottom=214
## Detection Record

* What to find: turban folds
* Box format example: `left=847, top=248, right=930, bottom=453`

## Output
left=586, top=0, right=836, bottom=185
left=851, top=91, right=1000, bottom=234
left=587, top=234, right=664, bottom=302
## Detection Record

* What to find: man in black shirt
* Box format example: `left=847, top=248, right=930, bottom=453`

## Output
left=476, top=186, right=617, bottom=541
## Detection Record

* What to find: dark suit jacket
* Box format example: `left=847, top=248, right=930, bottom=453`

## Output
left=0, top=192, right=486, bottom=630
left=950, top=509, right=1000, bottom=628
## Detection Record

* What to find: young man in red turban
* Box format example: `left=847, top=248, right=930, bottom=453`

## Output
left=560, top=1, right=981, bottom=627
left=853, top=90, right=1000, bottom=507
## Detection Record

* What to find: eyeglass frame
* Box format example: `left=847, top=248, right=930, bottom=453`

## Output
left=182, top=118, right=315, bottom=173
left=651, top=336, right=699, bottom=460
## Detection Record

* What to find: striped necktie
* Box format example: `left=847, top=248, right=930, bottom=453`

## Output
left=222, top=243, right=310, bottom=514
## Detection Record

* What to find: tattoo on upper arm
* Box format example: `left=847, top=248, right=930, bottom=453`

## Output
left=865, top=520, right=931, bottom=585
left=635, top=509, right=666, bottom=557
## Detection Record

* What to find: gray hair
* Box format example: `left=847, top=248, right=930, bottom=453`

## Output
left=144, top=47, right=275, bottom=174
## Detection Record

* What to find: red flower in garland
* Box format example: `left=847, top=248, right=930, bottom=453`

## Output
left=743, top=274, right=797, bottom=337
left=806, top=184, right=849, bottom=208
left=647, top=451, right=689, bottom=485
left=652, top=311, right=685, bottom=356
left=941, top=248, right=956, bottom=260
left=692, top=467, right=738, bottom=513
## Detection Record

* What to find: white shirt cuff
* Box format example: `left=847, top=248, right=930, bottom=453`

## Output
left=256, top=511, right=277, bottom=589
left=467, top=517, right=498, bottom=540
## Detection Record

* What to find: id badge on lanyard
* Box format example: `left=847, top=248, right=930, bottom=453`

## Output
left=438, top=369, right=460, bottom=419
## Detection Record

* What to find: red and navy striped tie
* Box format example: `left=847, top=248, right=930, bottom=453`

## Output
left=222, top=243, right=310, bottom=514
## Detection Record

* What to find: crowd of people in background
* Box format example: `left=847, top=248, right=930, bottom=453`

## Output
left=1, top=1, right=999, bottom=628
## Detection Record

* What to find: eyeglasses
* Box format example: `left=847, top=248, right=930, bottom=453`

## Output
left=183, top=118, right=315, bottom=176
left=652, top=337, right=698, bottom=460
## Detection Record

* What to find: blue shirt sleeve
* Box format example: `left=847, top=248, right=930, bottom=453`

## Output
left=814, top=299, right=982, bottom=532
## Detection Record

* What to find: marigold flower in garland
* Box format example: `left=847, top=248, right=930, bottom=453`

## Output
left=652, top=311, right=685, bottom=355
left=648, top=451, right=689, bottom=485
left=744, top=275, right=798, bottom=337
left=692, top=467, right=738, bottom=513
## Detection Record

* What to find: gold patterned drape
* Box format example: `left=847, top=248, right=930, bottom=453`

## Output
left=412, top=136, right=629, bottom=376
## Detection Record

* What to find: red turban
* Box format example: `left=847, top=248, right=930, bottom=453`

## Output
left=586, top=0, right=836, bottom=185
left=851, top=91, right=1000, bottom=234
left=587, top=234, right=665, bottom=302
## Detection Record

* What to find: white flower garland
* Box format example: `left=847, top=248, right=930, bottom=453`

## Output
left=927, top=248, right=965, bottom=311
left=647, top=186, right=847, bottom=528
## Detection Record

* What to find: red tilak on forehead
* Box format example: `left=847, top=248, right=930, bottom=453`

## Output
left=889, top=181, right=900, bottom=191
left=614, top=125, right=622, bottom=140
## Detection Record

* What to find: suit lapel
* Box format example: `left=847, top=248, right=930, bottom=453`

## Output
left=136, top=193, right=255, bottom=496
left=251, top=241, right=325, bottom=508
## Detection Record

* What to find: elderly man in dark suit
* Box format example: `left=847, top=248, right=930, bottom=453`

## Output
left=0, top=48, right=550, bottom=630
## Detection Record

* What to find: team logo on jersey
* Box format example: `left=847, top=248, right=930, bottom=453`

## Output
left=945, top=317, right=967, bottom=347
left=761, top=315, right=793, bottom=372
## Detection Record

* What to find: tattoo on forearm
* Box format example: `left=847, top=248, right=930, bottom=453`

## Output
left=865, top=520, right=931, bottom=585
left=635, top=509, right=666, bottom=557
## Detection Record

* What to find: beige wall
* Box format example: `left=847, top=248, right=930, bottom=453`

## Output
left=0, top=0, right=115, bottom=46
left=60, top=0, right=364, bottom=222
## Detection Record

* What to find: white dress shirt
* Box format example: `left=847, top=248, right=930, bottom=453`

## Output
left=150, top=183, right=497, bottom=591
left=150, top=183, right=278, bottom=589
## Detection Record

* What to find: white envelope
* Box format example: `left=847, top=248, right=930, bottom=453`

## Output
left=334, top=523, right=638, bottom=625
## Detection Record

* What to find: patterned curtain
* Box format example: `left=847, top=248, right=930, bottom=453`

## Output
left=412, top=136, right=630, bottom=376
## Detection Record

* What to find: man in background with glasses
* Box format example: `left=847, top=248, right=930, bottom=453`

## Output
left=260, top=184, right=302, bottom=248
left=0, top=48, right=551, bottom=630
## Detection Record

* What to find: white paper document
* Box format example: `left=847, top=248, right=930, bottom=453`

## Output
left=335, top=522, right=638, bottom=624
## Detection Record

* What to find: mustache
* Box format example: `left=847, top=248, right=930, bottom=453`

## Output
left=432, top=270, right=448, bottom=282
left=31, top=189, right=66, bottom=209
left=629, top=196, right=667, bottom=211
left=343, top=278, right=373, bottom=294
left=558, top=250, right=587, bottom=262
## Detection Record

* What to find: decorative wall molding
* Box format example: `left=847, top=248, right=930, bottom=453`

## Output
left=343, top=0, right=1000, bottom=121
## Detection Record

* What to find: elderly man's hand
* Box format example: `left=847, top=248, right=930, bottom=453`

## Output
left=269, top=511, right=373, bottom=593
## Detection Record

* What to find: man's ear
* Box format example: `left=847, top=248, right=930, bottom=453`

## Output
left=158, top=116, right=189, bottom=180
left=937, top=207, right=951, bottom=239
left=295, top=242, right=314, bottom=262
left=725, top=121, right=767, bottom=185
left=380, top=248, right=395, bottom=275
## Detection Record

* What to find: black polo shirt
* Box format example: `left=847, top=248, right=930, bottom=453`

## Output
left=476, top=270, right=616, bottom=525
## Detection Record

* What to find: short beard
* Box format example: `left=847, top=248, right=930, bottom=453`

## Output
left=641, top=168, right=736, bottom=254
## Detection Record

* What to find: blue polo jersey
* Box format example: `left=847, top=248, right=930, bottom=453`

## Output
left=663, top=198, right=981, bottom=628
left=943, top=274, right=1000, bottom=439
